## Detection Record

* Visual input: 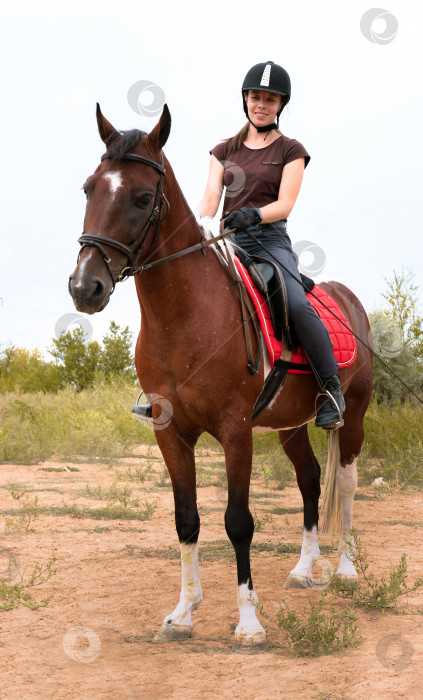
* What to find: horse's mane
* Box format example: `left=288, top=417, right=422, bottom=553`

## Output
left=105, top=129, right=147, bottom=161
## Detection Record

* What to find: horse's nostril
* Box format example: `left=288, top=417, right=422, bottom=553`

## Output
left=92, top=280, right=105, bottom=300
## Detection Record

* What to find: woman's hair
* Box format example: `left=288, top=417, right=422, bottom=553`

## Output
left=224, top=92, right=288, bottom=152
left=224, top=123, right=251, bottom=152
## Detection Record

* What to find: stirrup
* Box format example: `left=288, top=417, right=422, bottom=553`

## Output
left=315, top=376, right=345, bottom=430
left=131, top=391, right=153, bottom=424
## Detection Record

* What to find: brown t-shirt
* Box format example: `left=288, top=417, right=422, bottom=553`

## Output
left=209, top=134, right=310, bottom=215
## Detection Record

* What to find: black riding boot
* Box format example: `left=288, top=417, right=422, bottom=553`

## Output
left=315, top=374, right=345, bottom=430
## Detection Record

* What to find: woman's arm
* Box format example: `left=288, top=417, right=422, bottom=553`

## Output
left=259, top=157, right=305, bottom=223
left=197, top=155, right=225, bottom=218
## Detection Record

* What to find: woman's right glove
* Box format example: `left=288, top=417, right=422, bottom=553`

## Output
left=222, top=207, right=263, bottom=233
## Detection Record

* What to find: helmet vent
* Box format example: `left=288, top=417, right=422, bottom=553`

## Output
left=260, top=64, right=272, bottom=87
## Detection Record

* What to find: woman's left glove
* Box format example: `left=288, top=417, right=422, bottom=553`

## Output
left=222, top=207, right=263, bottom=232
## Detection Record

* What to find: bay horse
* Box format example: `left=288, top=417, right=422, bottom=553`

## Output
left=69, top=104, right=373, bottom=650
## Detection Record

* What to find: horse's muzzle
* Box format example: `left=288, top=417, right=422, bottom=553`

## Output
left=68, top=269, right=112, bottom=314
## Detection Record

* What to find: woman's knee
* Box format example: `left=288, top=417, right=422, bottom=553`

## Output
left=286, top=290, right=309, bottom=319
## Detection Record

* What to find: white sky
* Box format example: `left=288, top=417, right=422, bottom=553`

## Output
left=1, top=0, right=422, bottom=357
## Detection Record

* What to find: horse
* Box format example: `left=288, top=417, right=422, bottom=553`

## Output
left=68, top=104, right=373, bottom=651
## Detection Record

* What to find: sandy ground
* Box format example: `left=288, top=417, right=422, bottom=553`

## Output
left=1, top=445, right=423, bottom=700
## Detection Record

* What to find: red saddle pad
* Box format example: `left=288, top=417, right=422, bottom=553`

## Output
left=234, top=256, right=357, bottom=373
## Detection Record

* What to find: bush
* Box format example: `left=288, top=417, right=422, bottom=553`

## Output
left=0, top=377, right=155, bottom=464
left=258, top=590, right=362, bottom=656
left=361, top=400, right=423, bottom=487
left=330, top=529, right=423, bottom=612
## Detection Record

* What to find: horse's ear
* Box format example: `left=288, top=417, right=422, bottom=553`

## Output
left=96, top=103, right=118, bottom=143
left=147, top=104, right=171, bottom=152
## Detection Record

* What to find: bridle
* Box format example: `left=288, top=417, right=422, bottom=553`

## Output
left=77, top=151, right=169, bottom=292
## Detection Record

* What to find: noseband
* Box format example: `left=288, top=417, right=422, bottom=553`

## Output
left=77, top=152, right=169, bottom=292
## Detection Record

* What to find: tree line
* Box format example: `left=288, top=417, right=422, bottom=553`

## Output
left=0, top=321, right=137, bottom=393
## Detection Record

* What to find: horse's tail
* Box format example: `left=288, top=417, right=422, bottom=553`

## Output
left=320, top=429, right=342, bottom=535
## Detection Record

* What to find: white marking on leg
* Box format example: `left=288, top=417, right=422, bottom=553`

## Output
left=288, top=524, right=320, bottom=582
left=336, top=458, right=358, bottom=578
left=103, top=171, right=123, bottom=197
left=235, top=581, right=266, bottom=645
left=163, top=542, right=203, bottom=629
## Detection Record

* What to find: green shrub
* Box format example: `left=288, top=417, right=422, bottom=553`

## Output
left=258, top=590, right=362, bottom=657
left=0, top=378, right=155, bottom=464
left=330, top=529, right=423, bottom=612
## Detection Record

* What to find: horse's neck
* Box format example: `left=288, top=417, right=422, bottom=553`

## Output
left=134, top=168, right=223, bottom=322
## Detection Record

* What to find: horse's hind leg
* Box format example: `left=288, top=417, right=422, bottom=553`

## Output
left=221, top=427, right=267, bottom=650
left=278, top=426, right=322, bottom=589
left=153, top=429, right=203, bottom=642
left=334, top=397, right=368, bottom=581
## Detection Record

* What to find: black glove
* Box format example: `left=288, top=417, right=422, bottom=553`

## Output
left=222, top=207, right=263, bottom=233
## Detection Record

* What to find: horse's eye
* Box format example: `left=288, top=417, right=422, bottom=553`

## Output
left=134, top=193, right=153, bottom=209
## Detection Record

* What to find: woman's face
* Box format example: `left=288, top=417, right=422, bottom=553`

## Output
left=245, top=90, right=283, bottom=128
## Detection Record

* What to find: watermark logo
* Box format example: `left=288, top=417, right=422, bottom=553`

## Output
left=300, top=557, right=334, bottom=591
left=55, top=313, right=94, bottom=342
left=133, top=393, right=173, bottom=430
left=372, top=318, right=404, bottom=358
left=0, top=546, right=20, bottom=582
left=293, top=240, right=326, bottom=277
left=220, top=161, right=246, bottom=199
left=376, top=633, right=413, bottom=669
left=127, top=80, right=166, bottom=117
left=360, top=8, right=398, bottom=44
left=63, top=626, right=101, bottom=663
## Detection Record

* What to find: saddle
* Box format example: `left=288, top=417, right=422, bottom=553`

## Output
left=229, top=247, right=357, bottom=420
left=233, top=246, right=315, bottom=352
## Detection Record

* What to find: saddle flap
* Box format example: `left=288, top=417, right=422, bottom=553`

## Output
left=248, top=262, right=274, bottom=293
left=250, top=255, right=294, bottom=348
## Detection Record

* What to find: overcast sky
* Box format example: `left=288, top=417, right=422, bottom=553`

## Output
left=1, top=0, right=422, bottom=357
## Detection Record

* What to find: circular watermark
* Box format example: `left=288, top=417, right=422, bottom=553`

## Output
left=0, top=546, right=20, bottom=582
left=63, top=626, right=101, bottom=663
left=376, top=633, right=413, bottom=670
left=220, top=161, right=246, bottom=199
left=127, top=80, right=166, bottom=117
left=293, top=240, right=326, bottom=277
left=372, top=318, right=404, bottom=358
left=55, top=313, right=93, bottom=342
left=139, top=393, right=173, bottom=430
left=360, top=8, right=398, bottom=45
left=300, top=557, right=334, bottom=590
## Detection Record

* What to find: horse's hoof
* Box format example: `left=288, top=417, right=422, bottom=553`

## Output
left=233, top=631, right=267, bottom=654
left=153, top=623, right=192, bottom=643
left=284, top=575, right=310, bottom=589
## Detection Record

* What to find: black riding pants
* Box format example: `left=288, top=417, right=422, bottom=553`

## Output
left=233, top=222, right=338, bottom=379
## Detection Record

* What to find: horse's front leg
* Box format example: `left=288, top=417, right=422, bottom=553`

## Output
left=220, top=425, right=267, bottom=651
left=153, top=427, right=203, bottom=642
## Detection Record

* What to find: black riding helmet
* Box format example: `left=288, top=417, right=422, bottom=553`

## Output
left=242, top=61, right=291, bottom=132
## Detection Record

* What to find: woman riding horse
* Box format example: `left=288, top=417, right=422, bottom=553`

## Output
left=134, top=60, right=345, bottom=429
